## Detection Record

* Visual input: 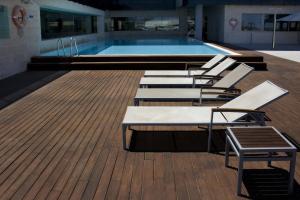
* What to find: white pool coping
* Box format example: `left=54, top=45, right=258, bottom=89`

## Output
left=204, top=43, right=240, bottom=55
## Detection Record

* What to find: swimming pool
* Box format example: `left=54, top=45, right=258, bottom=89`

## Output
left=42, top=38, right=235, bottom=56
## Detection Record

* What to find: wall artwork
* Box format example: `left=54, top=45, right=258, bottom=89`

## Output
left=229, top=18, right=239, bottom=31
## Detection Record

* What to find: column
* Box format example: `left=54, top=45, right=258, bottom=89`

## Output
left=195, top=4, right=203, bottom=40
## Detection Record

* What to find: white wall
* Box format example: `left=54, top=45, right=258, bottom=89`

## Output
left=0, top=0, right=40, bottom=79
left=0, top=0, right=104, bottom=79
left=106, top=9, right=188, bottom=38
left=223, top=5, right=300, bottom=45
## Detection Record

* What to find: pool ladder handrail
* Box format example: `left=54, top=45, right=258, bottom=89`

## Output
left=70, top=37, right=79, bottom=57
left=57, top=38, right=66, bottom=56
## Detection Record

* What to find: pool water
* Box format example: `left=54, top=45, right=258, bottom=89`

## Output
left=42, top=38, right=231, bottom=56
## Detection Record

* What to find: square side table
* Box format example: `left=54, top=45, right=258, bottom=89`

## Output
left=225, top=126, right=297, bottom=196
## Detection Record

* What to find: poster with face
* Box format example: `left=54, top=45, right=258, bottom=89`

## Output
left=229, top=18, right=238, bottom=30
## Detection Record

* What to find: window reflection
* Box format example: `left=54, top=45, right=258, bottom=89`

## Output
left=242, top=14, right=263, bottom=31
left=264, top=14, right=274, bottom=31
left=276, top=14, right=289, bottom=31
left=242, top=13, right=300, bottom=32
left=0, top=5, right=10, bottom=39
left=41, top=9, right=97, bottom=40
left=106, top=17, right=179, bottom=32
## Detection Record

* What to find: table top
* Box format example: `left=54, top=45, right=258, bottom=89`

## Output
left=227, top=126, right=296, bottom=151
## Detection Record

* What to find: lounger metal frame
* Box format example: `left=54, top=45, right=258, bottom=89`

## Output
left=134, top=87, right=241, bottom=106
left=122, top=108, right=266, bottom=152
left=123, top=81, right=289, bottom=153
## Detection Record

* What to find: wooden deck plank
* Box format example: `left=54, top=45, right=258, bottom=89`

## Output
left=0, top=73, right=84, bottom=152
left=4, top=71, right=110, bottom=199
left=45, top=71, right=129, bottom=200
left=0, top=49, right=299, bottom=199
left=23, top=71, right=118, bottom=200
left=0, top=72, right=100, bottom=197
left=0, top=73, right=96, bottom=164
left=61, top=71, right=137, bottom=200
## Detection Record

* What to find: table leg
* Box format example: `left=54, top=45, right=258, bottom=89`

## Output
left=288, top=151, right=296, bottom=195
left=225, top=135, right=230, bottom=167
left=268, top=152, right=272, bottom=167
left=208, top=124, right=212, bottom=152
left=122, top=124, right=127, bottom=150
left=237, top=156, right=244, bottom=195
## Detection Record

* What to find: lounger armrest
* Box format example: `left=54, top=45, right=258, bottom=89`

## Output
left=193, top=75, right=223, bottom=80
left=186, top=63, right=205, bottom=68
left=212, top=108, right=265, bottom=114
left=201, top=87, right=241, bottom=94
left=212, top=108, right=267, bottom=125
left=187, top=68, right=210, bottom=75
left=188, top=67, right=209, bottom=71
left=202, top=92, right=240, bottom=97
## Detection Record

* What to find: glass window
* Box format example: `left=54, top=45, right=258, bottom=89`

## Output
left=296, top=22, right=300, bottom=31
left=244, top=13, right=300, bottom=32
left=264, top=14, right=274, bottom=31
left=106, top=16, right=179, bottom=32
left=187, top=8, right=195, bottom=37
left=276, top=14, right=289, bottom=31
left=0, top=5, right=10, bottom=39
left=242, top=14, right=263, bottom=31
left=41, top=9, right=98, bottom=40
left=92, top=16, right=98, bottom=33
left=289, top=22, right=297, bottom=31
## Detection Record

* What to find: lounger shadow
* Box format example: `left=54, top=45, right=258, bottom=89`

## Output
left=129, top=129, right=227, bottom=152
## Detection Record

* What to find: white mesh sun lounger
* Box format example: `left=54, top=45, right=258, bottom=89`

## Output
left=135, top=64, right=254, bottom=105
left=140, top=58, right=236, bottom=88
left=122, top=81, right=289, bottom=152
left=144, top=54, right=226, bottom=77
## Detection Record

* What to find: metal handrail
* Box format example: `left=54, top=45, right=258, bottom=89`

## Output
left=57, top=38, right=66, bottom=56
left=70, top=37, right=79, bottom=56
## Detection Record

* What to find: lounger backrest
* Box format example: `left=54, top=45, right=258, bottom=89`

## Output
left=205, top=58, right=236, bottom=76
left=219, top=81, right=288, bottom=122
left=201, top=54, right=226, bottom=69
left=213, top=63, right=254, bottom=89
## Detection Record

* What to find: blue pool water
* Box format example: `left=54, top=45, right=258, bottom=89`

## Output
left=42, top=38, right=230, bottom=56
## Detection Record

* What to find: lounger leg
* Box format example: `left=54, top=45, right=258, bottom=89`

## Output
left=192, top=77, right=195, bottom=88
left=225, top=135, right=230, bottom=167
left=208, top=124, right=212, bottom=152
left=199, top=88, right=202, bottom=105
left=288, top=151, right=296, bottom=195
left=267, top=152, right=272, bottom=167
left=237, top=156, right=244, bottom=196
left=134, top=99, right=139, bottom=106
left=208, top=111, right=214, bottom=152
left=122, top=124, right=127, bottom=150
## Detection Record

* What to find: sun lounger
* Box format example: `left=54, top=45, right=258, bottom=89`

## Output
left=135, top=63, right=254, bottom=105
left=144, top=54, right=226, bottom=77
left=140, top=58, right=236, bottom=88
left=122, top=81, right=288, bottom=152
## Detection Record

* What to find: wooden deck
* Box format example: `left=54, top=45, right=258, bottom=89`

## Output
left=1, top=51, right=300, bottom=199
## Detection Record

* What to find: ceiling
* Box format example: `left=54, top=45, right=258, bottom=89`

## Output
left=70, top=0, right=177, bottom=10
left=71, top=0, right=300, bottom=10
left=72, top=0, right=176, bottom=10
